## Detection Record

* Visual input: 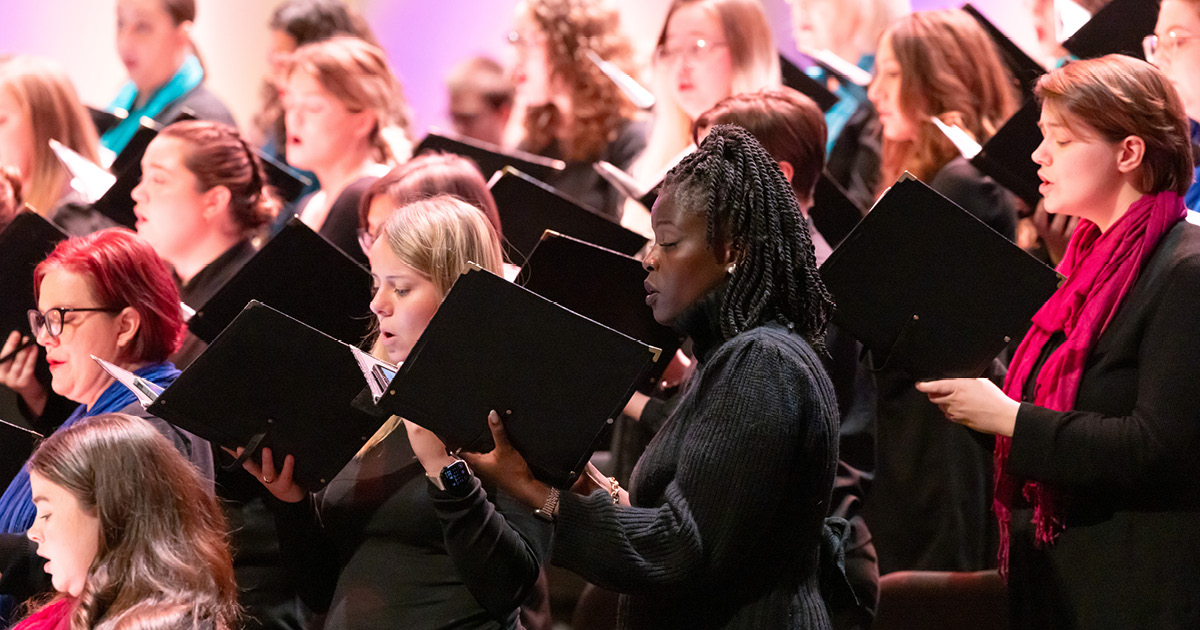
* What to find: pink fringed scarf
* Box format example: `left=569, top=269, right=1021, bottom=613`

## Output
left=994, top=191, right=1186, bottom=578
left=12, top=597, right=74, bottom=630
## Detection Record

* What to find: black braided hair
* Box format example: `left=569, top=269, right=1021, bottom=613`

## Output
left=663, top=123, right=834, bottom=348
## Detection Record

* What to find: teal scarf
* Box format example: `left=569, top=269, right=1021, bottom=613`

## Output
left=101, top=55, right=204, bottom=155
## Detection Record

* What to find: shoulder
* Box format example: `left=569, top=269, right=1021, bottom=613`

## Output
left=171, top=84, right=237, bottom=128
left=709, top=323, right=828, bottom=389
left=1146, top=221, right=1200, bottom=285
left=930, top=157, right=1018, bottom=238
left=336, top=176, right=380, bottom=208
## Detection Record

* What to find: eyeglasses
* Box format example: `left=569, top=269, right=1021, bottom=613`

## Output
left=27, top=307, right=121, bottom=339
left=654, top=38, right=728, bottom=66
left=506, top=29, right=547, bottom=50
left=1143, top=31, right=1200, bottom=65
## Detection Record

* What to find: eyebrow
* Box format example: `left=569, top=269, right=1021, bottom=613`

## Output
left=31, top=496, right=45, bottom=504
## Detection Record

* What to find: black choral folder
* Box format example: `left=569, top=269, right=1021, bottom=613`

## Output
left=820, top=174, right=1062, bottom=380
left=811, top=173, right=867, bottom=249
left=415, top=131, right=566, bottom=182
left=779, top=54, right=840, bottom=113
left=376, top=266, right=661, bottom=489
left=518, top=231, right=682, bottom=392
left=146, top=301, right=391, bottom=490
left=490, top=166, right=648, bottom=262
left=970, top=99, right=1044, bottom=209
left=0, top=211, right=69, bottom=343
left=1063, top=0, right=1158, bottom=60
left=963, top=4, right=1047, bottom=102
left=90, top=117, right=160, bottom=229
left=186, top=216, right=374, bottom=346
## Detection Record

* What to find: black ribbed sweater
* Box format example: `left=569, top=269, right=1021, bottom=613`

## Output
left=552, top=292, right=840, bottom=629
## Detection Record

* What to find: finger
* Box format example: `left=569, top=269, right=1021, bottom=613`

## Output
left=260, top=447, right=278, bottom=483
left=1, top=331, right=18, bottom=354
left=16, top=342, right=37, bottom=382
left=487, top=410, right=511, bottom=452
left=239, top=447, right=263, bottom=477
left=279, top=454, right=296, bottom=484
left=914, top=379, right=955, bottom=396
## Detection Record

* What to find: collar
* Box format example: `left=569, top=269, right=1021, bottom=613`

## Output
left=672, top=284, right=728, bottom=364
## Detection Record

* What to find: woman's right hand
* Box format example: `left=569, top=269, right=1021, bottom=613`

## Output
left=1032, top=199, right=1079, bottom=265
left=0, top=331, right=48, bottom=416
left=236, top=446, right=307, bottom=503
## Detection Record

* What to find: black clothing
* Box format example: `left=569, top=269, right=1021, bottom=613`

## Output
left=158, top=83, right=237, bottom=129
left=826, top=101, right=882, bottom=212
left=862, top=157, right=1017, bottom=574
left=1006, top=221, right=1200, bottom=629
left=551, top=291, right=840, bottom=629
left=272, top=427, right=551, bottom=629
left=290, top=176, right=376, bottom=266
left=537, top=119, right=647, bottom=221
left=175, top=239, right=257, bottom=370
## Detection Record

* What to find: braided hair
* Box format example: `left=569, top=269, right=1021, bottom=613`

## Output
left=663, top=124, right=833, bottom=347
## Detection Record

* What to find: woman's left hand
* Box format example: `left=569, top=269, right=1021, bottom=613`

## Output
left=402, top=419, right=456, bottom=476
left=915, top=378, right=1020, bottom=437
left=461, top=411, right=552, bottom=511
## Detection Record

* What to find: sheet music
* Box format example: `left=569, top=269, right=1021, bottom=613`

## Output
left=349, top=345, right=400, bottom=403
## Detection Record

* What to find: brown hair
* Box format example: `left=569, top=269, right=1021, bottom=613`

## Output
left=0, top=55, right=101, bottom=216
left=0, top=164, right=23, bottom=229
left=1037, top=54, right=1194, bottom=196
left=287, top=37, right=414, bottom=165
left=26, top=413, right=237, bottom=630
left=254, top=0, right=378, bottom=152
left=447, top=56, right=515, bottom=112
left=877, top=9, right=1018, bottom=188
left=519, top=0, right=637, bottom=162
left=634, top=0, right=781, bottom=181
left=359, top=153, right=502, bottom=235
left=693, top=88, right=827, bottom=207
left=158, top=120, right=281, bottom=236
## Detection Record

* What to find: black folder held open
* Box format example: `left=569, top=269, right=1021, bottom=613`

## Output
left=415, top=131, right=566, bottom=182
left=186, top=216, right=374, bottom=347
left=820, top=174, right=1062, bottom=381
left=376, top=265, right=661, bottom=489
left=517, top=231, right=681, bottom=393
left=103, top=301, right=394, bottom=490
left=1062, top=0, right=1157, bottom=60
left=0, top=212, right=69, bottom=352
left=490, top=166, right=648, bottom=263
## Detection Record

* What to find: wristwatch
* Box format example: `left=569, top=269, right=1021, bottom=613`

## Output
left=428, top=459, right=472, bottom=494
left=534, top=487, right=561, bottom=523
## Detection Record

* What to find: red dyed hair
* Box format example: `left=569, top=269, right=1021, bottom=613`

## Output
left=34, top=229, right=184, bottom=363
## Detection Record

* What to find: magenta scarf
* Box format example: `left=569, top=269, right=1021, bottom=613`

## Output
left=994, top=191, right=1186, bottom=577
left=12, top=597, right=74, bottom=630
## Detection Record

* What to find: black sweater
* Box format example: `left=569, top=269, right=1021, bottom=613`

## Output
left=551, top=292, right=840, bottom=629
left=271, top=425, right=551, bottom=629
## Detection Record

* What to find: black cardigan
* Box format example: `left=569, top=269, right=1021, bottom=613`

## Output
left=1005, top=220, right=1200, bottom=629
left=551, top=292, right=840, bottom=629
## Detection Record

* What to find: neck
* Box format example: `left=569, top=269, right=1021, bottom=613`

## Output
left=1095, top=184, right=1147, bottom=233
left=134, top=51, right=190, bottom=107
left=81, top=360, right=150, bottom=410
left=171, top=229, right=243, bottom=285
left=313, top=144, right=380, bottom=200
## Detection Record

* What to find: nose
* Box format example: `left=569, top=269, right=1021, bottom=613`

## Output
left=642, top=247, right=658, bottom=272
left=1031, top=136, right=1050, bottom=166
left=26, top=519, right=41, bottom=544
left=867, top=78, right=882, bottom=107
left=131, top=179, right=146, bottom=205
left=369, top=285, right=391, bottom=319
left=34, top=322, right=56, bottom=348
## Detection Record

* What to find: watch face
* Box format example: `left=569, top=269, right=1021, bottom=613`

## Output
left=441, top=460, right=472, bottom=490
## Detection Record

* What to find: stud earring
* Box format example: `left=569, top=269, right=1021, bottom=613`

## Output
left=726, top=263, right=737, bottom=274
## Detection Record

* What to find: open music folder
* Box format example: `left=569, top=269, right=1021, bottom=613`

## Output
left=820, top=173, right=1062, bottom=380
left=94, top=301, right=396, bottom=490
left=376, top=265, right=661, bottom=489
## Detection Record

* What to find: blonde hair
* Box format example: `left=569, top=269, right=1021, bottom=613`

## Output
left=288, top=37, right=414, bottom=166
left=360, top=195, right=505, bottom=454
left=0, top=55, right=100, bottom=216
left=633, top=0, right=781, bottom=182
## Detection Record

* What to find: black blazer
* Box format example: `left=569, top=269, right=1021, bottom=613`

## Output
left=1007, top=220, right=1200, bottom=629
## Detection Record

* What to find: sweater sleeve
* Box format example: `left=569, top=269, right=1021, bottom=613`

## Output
left=1008, top=254, right=1200, bottom=491
left=552, top=335, right=821, bottom=591
left=270, top=494, right=343, bottom=613
left=429, top=477, right=552, bottom=619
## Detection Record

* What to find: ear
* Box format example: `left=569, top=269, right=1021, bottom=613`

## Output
left=114, top=306, right=142, bottom=354
left=353, top=111, right=380, bottom=146
left=777, top=160, right=795, bottom=183
left=1115, top=135, right=1146, bottom=175
left=176, top=20, right=195, bottom=47
left=202, top=185, right=232, bottom=222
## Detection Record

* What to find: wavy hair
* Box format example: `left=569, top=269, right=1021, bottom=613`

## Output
left=26, top=413, right=237, bottom=630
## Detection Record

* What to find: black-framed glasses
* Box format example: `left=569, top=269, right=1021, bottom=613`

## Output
left=27, top=307, right=121, bottom=339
